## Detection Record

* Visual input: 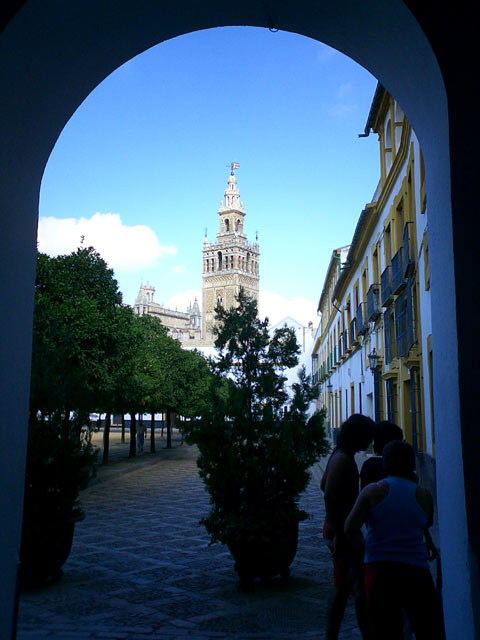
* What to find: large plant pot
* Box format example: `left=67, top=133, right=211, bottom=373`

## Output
left=19, top=510, right=85, bottom=587
left=228, top=520, right=299, bottom=586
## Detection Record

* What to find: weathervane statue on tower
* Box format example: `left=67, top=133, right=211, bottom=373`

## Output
left=230, top=161, right=240, bottom=175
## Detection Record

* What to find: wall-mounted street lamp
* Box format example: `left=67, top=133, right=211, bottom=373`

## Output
left=367, top=348, right=380, bottom=422
left=326, top=381, right=333, bottom=440
left=368, top=347, right=379, bottom=371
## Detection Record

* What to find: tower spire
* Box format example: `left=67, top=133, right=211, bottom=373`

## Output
left=220, top=163, right=243, bottom=213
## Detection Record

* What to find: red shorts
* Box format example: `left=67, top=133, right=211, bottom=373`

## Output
left=323, top=521, right=354, bottom=594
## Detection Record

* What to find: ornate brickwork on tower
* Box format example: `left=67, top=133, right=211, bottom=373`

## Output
left=202, top=164, right=260, bottom=343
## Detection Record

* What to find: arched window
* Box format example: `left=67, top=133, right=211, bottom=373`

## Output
left=385, top=119, right=393, bottom=174
left=217, top=251, right=223, bottom=270
left=395, top=102, right=404, bottom=149
left=225, top=219, right=230, bottom=232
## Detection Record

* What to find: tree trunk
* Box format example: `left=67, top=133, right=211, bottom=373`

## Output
left=161, top=412, right=164, bottom=437
left=121, top=414, right=125, bottom=443
left=150, top=412, right=156, bottom=453
left=129, top=412, right=137, bottom=457
left=102, top=412, right=111, bottom=465
left=166, top=410, right=172, bottom=449
left=62, top=408, right=71, bottom=440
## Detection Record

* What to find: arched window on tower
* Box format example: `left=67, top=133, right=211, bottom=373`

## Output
left=246, top=252, right=250, bottom=272
left=218, top=251, right=223, bottom=270
left=225, top=219, right=230, bottom=232
left=211, top=258, right=215, bottom=272
left=235, top=218, right=239, bottom=232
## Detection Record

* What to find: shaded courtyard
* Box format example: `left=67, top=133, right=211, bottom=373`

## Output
left=17, top=434, right=361, bottom=639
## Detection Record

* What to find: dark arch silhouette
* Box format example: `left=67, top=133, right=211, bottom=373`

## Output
left=0, top=2, right=477, bottom=638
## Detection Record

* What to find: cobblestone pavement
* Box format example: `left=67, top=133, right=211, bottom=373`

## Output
left=17, top=433, right=361, bottom=640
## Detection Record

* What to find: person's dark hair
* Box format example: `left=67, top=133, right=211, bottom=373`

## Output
left=337, top=413, right=374, bottom=454
left=373, top=421, right=403, bottom=455
left=382, top=440, right=415, bottom=477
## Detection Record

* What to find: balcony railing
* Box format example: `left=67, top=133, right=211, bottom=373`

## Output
left=356, top=302, right=368, bottom=335
left=391, top=247, right=406, bottom=294
left=381, top=265, right=394, bottom=307
left=395, top=293, right=407, bottom=357
left=320, top=362, right=327, bottom=380
left=403, top=222, right=415, bottom=277
left=343, top=329, right=349, bottom=353
left=350, top=318, right=357, bottom=345
left=367, top=284, right=381, bottom=321
left=384, top=310, right=394, bottom=364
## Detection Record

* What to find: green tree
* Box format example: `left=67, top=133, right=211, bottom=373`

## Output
left=186, top=288, right=329, bottom=578
left=22, top=246, right=125, bottom=581
left=135, top=316, right=210, bottom=448
left=30, top=247, right=122, bottom=424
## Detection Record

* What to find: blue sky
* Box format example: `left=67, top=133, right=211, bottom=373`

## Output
left=38, top=26, right=379, bottom=326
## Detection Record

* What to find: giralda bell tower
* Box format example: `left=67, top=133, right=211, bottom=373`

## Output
left=202, top=163, right=260, bottom=343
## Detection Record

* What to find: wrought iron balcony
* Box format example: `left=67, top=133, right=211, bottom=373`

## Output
left=394, top=289, right=409, bottom=357
left=343, top=329, right=350, bottom=353
left=356, top=302, right=368, bottom=335
left=403, top=222, right=415, bottom=277
left=381, top=265, right=394, bottom=307
left=391, top=247, right=406, bottom=294
left=367, top=284, right=381, bottom=321
left=350, top=318, right=358, bottom=345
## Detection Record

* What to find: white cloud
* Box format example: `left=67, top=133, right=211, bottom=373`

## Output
left=259, top=290, right=318, bottom=327
left=336, top=82, right=353, bottom=99
left=164, top=289, right=201, bottom=312
left=317, top=46, right=337, bottom=63
left=328, top=103, right=356, bottom=117
left=171, top=264, right=187, bottom=273
left=37, top=212, right=177, bottom=272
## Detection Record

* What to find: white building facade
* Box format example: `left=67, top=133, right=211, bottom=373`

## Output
left=312, top=85, right=434, bottom=459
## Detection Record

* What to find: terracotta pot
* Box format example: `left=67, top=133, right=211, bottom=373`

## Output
left=20, top=510, right=85, bottom=587
left=228, top=520, right=299, bottom=586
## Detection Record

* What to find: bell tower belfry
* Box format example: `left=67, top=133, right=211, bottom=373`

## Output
left=202, top=163, right=260, bottom=343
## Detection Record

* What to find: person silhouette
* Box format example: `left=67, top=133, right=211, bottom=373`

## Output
left=359, top=421, right=403, bottom=490
left=321, top=414, right=374, bottom=639
left=345, top=440, right=445, bottom=640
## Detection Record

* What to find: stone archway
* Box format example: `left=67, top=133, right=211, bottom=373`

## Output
left=0, top=2, right=476, bottom=638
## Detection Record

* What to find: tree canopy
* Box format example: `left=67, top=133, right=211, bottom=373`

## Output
left=186, top=288, right=329, bottom=548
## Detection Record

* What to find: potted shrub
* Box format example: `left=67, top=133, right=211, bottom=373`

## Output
left=20, top=414, right=98, bottom=586
left=186, top=289, right=329, bottom=587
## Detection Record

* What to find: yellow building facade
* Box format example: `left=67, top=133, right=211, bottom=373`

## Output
left=312, top=84, right=434, bottom=458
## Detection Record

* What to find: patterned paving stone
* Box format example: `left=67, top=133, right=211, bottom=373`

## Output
left=17, top=437, right=361, bottom=639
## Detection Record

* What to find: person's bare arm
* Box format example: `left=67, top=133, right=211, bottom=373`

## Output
left=415, top=486, right=434, bottom=528
left=344, top=482, right=389, bottom=536
left=323, top=452, right=357, bottom=533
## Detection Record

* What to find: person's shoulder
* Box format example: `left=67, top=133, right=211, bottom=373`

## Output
left=362, top=479, right=389, bottom=507
left=329, top=449, right=355, bottom=471
left=360, top=456, right=382, bottom=470
left=360, top=456, right=384, bottom=487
